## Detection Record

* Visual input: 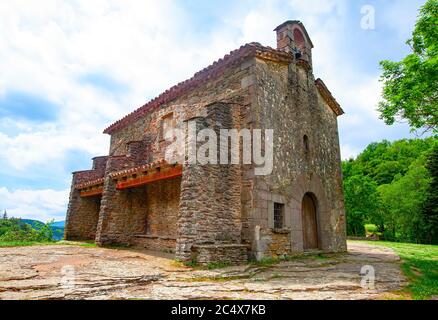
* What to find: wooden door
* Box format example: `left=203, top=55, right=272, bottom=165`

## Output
left=302, top=193, right=318, bottom=250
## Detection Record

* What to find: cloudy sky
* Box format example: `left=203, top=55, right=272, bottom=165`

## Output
left=0, top=0, right=426, bottom=222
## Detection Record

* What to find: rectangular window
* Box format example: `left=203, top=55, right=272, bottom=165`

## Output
left=274, top=202, right=284, bottom=229
left=145, top=217, right=150, bottom=235
left=160, top=112, right=174, bottom=141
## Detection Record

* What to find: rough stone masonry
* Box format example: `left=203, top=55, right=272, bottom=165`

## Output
left=65, top=20, right=347, bottom=265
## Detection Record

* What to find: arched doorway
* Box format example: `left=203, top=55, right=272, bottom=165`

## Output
left=302, top=193, right=319, bottom=250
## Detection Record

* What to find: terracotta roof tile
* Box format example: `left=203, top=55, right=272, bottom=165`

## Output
left=75, top=178, right=105, bottom=190
left=109, top=158, right=176, bottom=179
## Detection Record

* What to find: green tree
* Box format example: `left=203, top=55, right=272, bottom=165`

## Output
left=342, top=137, right=436, bottom=243
left=0, top=219, right=55, bottom=243
left=378, top=158, right=431, bottom=242
left=39, top=220, right=54, bottom=241
left=2, top=210, right=7, bottom=220
left=348, top=138, right=434, bottom=185
left=378, top=0, right=438, bottom=133
left=373, top=161, right=405, bottom=185
left=344, top=175, right=380, bottom=236
left=422, top=142, right=438, bottom=244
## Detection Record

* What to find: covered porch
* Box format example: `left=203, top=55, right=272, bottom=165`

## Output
left=103, top=161, right=182, bottom=253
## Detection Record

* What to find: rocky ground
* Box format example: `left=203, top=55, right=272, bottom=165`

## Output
left=0, top=242, right=407, bottom=300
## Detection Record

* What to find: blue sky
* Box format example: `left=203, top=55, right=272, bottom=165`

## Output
left=0, top=0, right=427, bottom=222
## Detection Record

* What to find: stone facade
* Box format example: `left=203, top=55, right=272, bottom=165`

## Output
left=65, top=20, right=347, bottom=265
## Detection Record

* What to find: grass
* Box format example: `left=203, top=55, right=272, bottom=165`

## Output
left=180, top=260, right=233, bottom=270
left=78, top=242, right=98, bottom=248
left=205, top=261, right=233, bottom=270
left=0, top=240, right=97, bottom=248
left=354, top=240, right=438, bottom=300
left=251, top=252, right=329, bottom=267
left=251, top=254, right=301, bottom=267
left=0, top=241, right=53, bottom=247
left=101, top=243, right=131, bottom=249
left=178, top=274, right=250, bottom=283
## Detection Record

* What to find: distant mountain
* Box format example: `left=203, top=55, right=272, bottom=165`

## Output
left=20, top=219, right=65, bottom=241
left=51, top=221, right=65, bottom=228
left=21, top=219, right=45, bottom=229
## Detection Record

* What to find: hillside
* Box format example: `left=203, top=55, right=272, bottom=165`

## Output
left=51, top=221, right=65, bottom=228
left=22, top=220, right=65, bottom=241
left=0, top=219, right=65, bottom=241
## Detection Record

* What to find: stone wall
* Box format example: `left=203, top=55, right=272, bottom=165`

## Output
left=92, top=156, right=109, bottom=171
left=64, top=192, right=101, bottom=240
left=176, top=103, right=245, bottom=262
left=192, top=244, right=248, bottom=265
left=96, top=185, right=148, bottom=245
left=130, top=236, right=176, bottom=252
left=101, top=58, right=255, bottom=261
left=65, top=164, right=107, bottom=240
left=144, top=177, right=181, bottom=237
left=247, top=57, right=347, bottom=258
left=253, top=227, right=292, bottom=260
left=95, top=156, right=134, bottom=244
left=96, top=173, right=181, bottom=247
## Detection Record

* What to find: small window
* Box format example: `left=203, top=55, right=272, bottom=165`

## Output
left=303, top=135, right=309, bottom=154
left=274, top=203, right=285, bottom=229
left=160, top=113, right=174, bottom=141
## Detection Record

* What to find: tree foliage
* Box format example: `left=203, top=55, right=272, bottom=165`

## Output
left=342, top=137, right=437, bottom=244
left=422, top=142, right=438, bottom=243
left=378, top=0, right=438, bottom=133
left=0, top=217, right=54, bottom=243
left=343, top=175, right=380, bottom=236
left=378, top=158, right=431, bottom=242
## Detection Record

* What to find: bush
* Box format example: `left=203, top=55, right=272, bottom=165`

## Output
left=365, top=224, right=378, bottom=234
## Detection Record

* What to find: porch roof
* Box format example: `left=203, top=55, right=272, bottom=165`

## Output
left=110, top=159, right=182, bottom=190
left=75, top=177, right=105, bottom=190
left=109, top=159, right=168, bottom=179
left=75, top=178, right=105, bottom=198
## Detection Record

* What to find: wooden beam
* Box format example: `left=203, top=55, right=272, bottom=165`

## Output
left=116, top=166, right=182, bottom=190
left=80, top=187, right=103, bottom=197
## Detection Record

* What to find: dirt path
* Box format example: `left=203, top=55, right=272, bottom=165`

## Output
left=0, top=242, right=406, bottom=300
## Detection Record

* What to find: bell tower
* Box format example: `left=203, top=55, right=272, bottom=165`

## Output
left=274, top=20, right=314, bottom=68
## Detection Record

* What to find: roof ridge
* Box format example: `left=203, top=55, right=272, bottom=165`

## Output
left=103, top=43, right=292, bottom=134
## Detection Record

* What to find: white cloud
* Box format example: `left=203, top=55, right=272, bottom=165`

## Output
left=288, top=0, right=347, bottom=15
left=0, top=126, right=108, bottom=170
left=0, top=0, right=425, bottom=220
left=0, top=0, right=201, bottom=172
left=0, top=0, right=409, bottom=170
left=380, top=0, right=424, bottom=41
left=340, top=144, right=361, bottom=161
left=0, top=187, right=69, bottom=222
left=0, top=0, right=248, bottom=221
